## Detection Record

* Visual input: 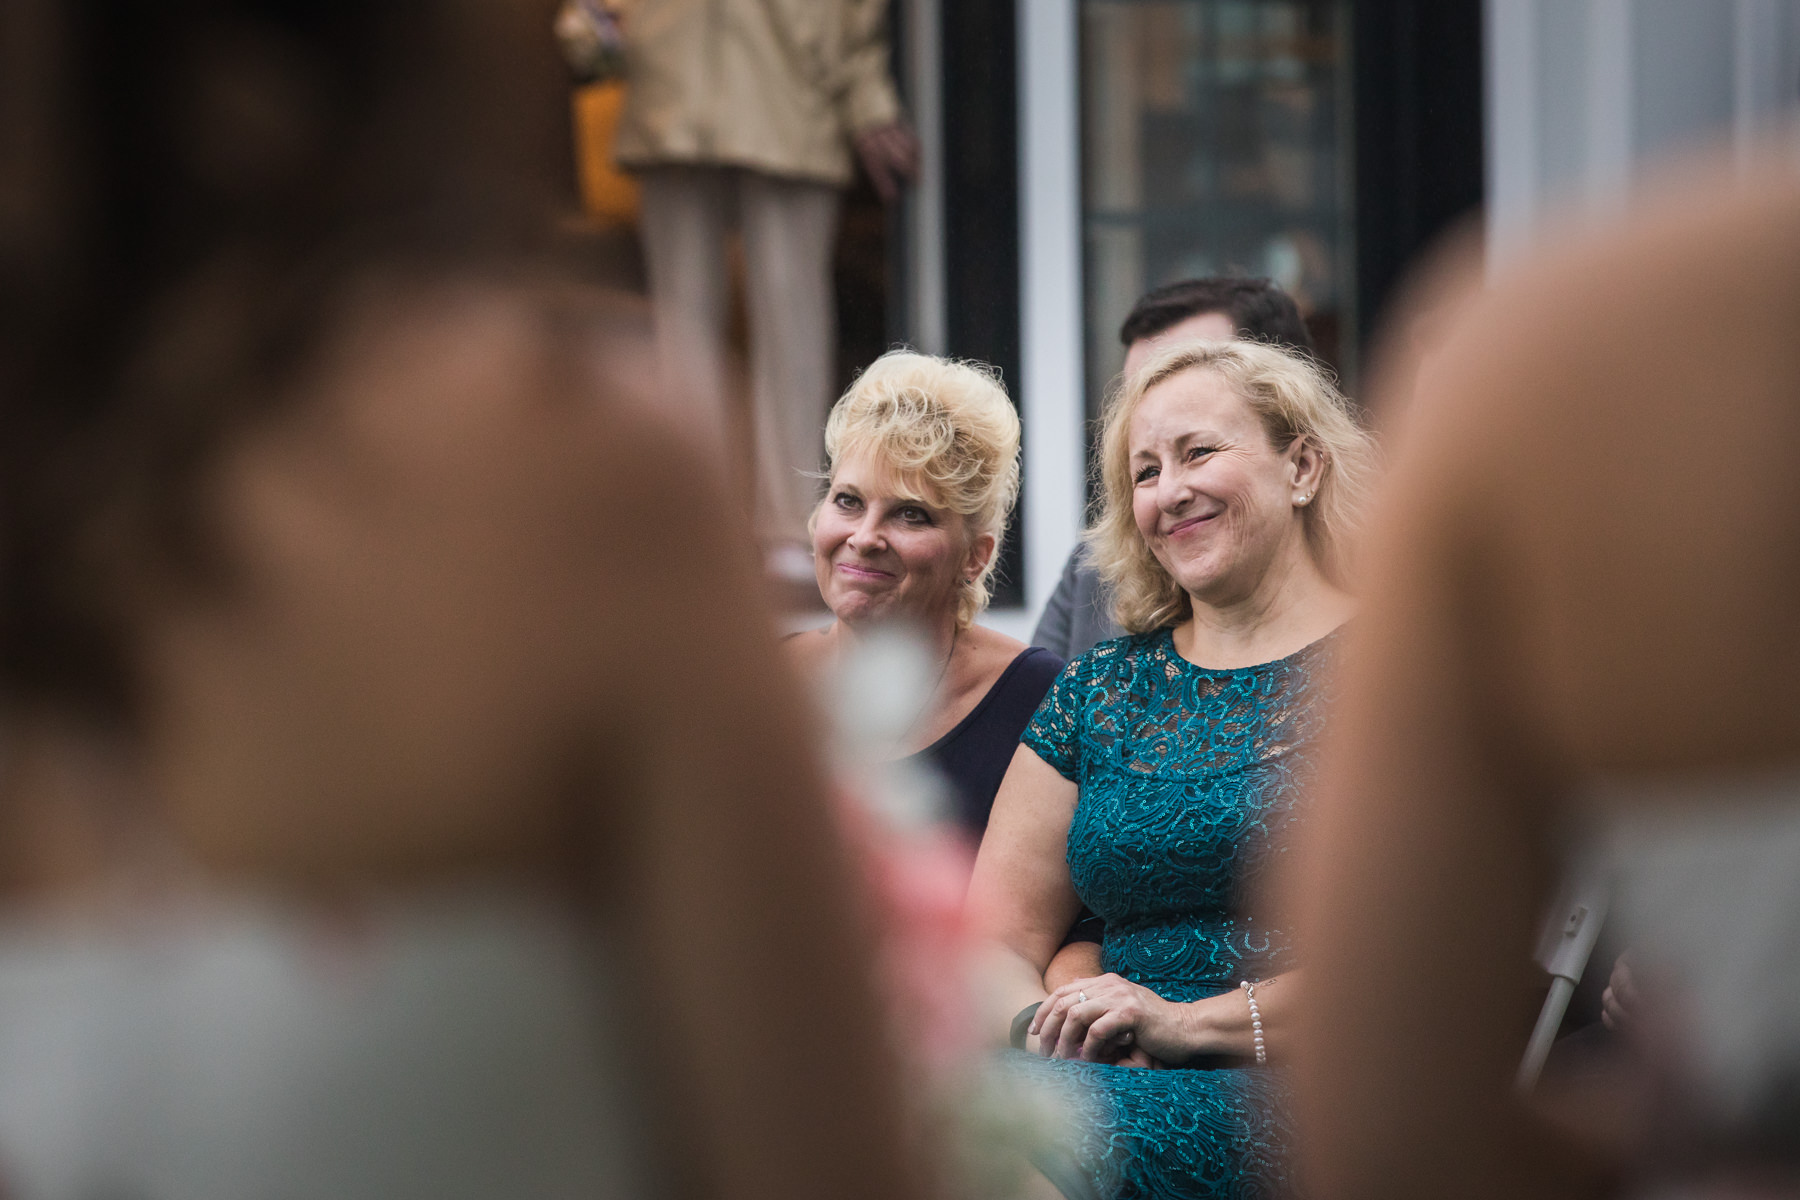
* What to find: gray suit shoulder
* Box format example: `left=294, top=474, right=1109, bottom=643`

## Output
left=1032, top=543, right=1123, bottom=660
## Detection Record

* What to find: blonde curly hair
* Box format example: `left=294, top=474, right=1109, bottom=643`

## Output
left=1087, top=340, right=1377, bottom=634
left=819, top=350, right=1021, bottom=627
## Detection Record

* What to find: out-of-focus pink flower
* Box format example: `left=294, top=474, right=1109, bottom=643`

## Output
left=834, top=787, right=980, bottom=1069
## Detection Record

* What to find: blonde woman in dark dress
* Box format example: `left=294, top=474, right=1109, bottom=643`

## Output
left=788, top=351, right=1063, bottom=836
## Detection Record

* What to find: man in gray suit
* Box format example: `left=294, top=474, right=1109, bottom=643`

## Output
left=1031, top=277, right=1318, bottom=659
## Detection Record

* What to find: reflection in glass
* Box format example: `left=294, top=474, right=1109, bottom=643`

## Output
left=1080, top=0, right=1353, bottom=430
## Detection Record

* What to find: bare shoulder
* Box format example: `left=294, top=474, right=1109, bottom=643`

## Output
left=960, top=623, right=1030, bottom=686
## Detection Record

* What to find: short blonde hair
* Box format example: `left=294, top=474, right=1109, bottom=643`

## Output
left=1087, top=340, right=1377, bottom=634
left=820, top=350, right=1021, bottom=626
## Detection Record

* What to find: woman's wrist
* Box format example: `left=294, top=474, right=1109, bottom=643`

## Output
left=1168, top=988, right=1264, bottom=1060
left=1240, top=980, right=1267, bottom=1064
left=1165, top=996, right=1224, bottom=1058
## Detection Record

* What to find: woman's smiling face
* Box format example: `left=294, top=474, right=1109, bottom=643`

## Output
left=812, top=448, right=986, bottom=628
left=1128, top=367, right=1307, bottom=607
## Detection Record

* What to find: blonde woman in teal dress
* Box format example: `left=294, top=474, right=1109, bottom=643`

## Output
left=968, top=339, right=1376, bottom=1199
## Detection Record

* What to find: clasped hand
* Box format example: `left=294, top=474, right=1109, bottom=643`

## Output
left=1029, top=973, right=1191, bottom=1068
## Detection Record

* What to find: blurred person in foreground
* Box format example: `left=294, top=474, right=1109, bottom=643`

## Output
left=966, top=340, right=1376, bottom=1198
left=1032, top=277, right=1316, bottom=662
left=613, top=0, right=919, bottom=573
left=1293, top=153, right=1800, bottom=1200
left=788, top=351, right=1062, bottom=838
left=0, top=4, right=922, bottom=1199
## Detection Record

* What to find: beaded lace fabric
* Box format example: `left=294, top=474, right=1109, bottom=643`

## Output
left=1011, top=626, right=1338, bottom=1199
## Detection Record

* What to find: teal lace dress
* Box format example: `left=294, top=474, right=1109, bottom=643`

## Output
left=1011, top=627, right=1337, bottom=1200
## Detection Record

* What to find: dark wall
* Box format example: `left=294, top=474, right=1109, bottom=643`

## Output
left=940, top=0, right=1022, bottom=607
left=1351, top=0, right=1485, bottom=356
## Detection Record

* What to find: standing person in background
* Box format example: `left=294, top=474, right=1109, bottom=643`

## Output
left=1033, top=277, right=1316, bottom=661
left=0, top=4, right=924, bottom=1198
left=614, top=0, right=919, bottom=577
left=1292, top=159, right=1800, bottom=1200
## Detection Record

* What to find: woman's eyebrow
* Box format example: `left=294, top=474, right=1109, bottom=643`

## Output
left=869, top=477, right=935, bottom=506
left=881, top=491, right=935, bottom=509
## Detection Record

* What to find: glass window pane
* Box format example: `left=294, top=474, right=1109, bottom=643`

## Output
left=1080, top=0, right=1353, bottom=432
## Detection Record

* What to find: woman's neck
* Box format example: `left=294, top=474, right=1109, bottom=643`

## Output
left=1172, top=545, right=1353, bottom=670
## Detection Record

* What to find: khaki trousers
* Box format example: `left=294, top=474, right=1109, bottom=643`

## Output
left=636, top=166, right=841, bottom=545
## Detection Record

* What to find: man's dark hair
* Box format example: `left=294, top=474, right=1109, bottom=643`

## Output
left=1119, top=277, right=1314, bottom=354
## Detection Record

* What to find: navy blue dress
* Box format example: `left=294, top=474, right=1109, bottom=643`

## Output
left=1007, top=628, right=1338, bottom=1199
left=908, top=645, right=1063, bottom=835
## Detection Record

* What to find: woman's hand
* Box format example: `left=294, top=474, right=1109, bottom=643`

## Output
left=1029, top=973, right=1198, bottom=1065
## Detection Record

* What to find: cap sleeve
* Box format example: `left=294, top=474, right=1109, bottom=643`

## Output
left=1020, top=655, right=1088, bottom=781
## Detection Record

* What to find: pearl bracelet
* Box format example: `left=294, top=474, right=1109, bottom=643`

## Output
left=1240, top=979, right=1267, bottom=1065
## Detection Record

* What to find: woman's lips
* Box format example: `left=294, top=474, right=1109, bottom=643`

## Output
left=1165, top=512, right=1217, bottom=537
left=835, top=561, right=895, bottom=581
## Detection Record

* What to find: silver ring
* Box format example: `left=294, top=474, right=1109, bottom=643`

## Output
left=1078, top=991, right=1089, bottom=1003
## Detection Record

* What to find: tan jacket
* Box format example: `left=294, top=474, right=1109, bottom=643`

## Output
left=613, top=0, right=902, bottom=187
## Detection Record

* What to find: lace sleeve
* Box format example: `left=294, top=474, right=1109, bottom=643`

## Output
left=1020, top=655, right=1088, bottom=781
